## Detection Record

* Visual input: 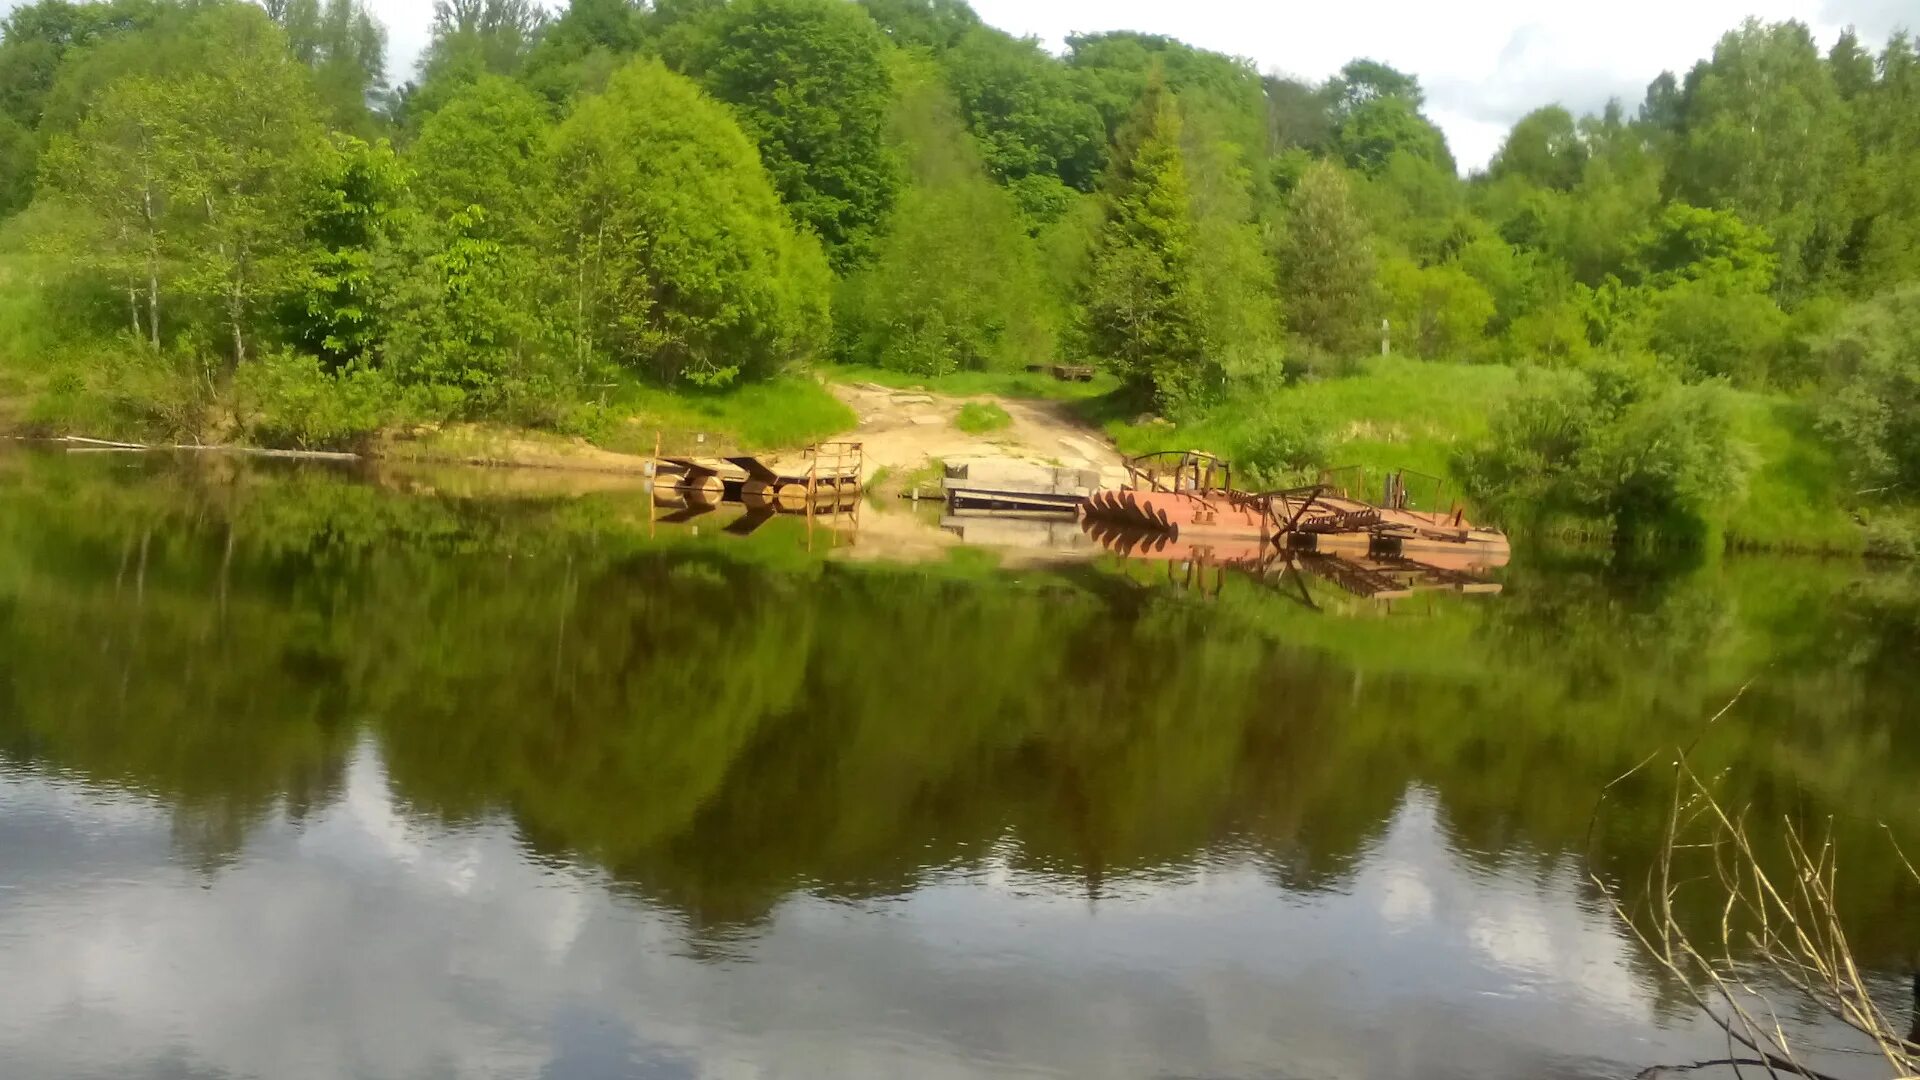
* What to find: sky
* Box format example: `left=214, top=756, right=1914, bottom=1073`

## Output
left=5, top=0, right=1912, bottom=170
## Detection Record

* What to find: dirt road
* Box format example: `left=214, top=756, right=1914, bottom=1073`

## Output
left=828, top=381, right=1127, bottom=488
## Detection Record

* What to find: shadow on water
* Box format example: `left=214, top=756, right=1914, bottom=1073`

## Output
left=1, top=446, right=1918, bottom=1076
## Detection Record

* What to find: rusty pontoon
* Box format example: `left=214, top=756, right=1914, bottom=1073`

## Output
left=1081, top=450, right=1509, bottom=574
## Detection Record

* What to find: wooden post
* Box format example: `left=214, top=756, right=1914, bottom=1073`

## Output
left=806, top=446, right=818, bottom=548
left=648, top=431, right=661, bottom=538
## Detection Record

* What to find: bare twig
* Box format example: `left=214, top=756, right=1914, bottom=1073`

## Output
left=1592, top=689, right=1920, bottom=1080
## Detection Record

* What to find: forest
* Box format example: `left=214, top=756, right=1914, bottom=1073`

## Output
left=0, top=0, right=1917, bottom=548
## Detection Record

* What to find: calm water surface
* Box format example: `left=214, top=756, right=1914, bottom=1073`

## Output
left=0, top=448, right=1916, bottom=1079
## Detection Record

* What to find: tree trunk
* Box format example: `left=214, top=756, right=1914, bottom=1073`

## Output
left=228, top=282, right=246, bottom=374
left=143, top=186, right=160, bottom=349
left=148, top=261, right=160, bottom=350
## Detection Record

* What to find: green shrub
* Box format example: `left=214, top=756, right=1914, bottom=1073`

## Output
left=238, top=351, right=457, bottom=450
left=1457, top=356, right=1753, bottom=541
left=24, top=345, right=219, bottom=442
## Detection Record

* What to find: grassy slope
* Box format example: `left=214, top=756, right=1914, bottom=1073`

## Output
left=1101, top=357, right=1516, bottom=480
left=1721, top=396, right=1863, bottom=554
left=594, top=375, right=856, bottom=456
left=1098, top=357, right=1863, bottom=553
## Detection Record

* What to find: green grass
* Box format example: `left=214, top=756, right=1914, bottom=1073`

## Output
left=1720, top=394, right=1864, bottom=554
left=1099, top=357, right=1518, bottom=481
left=595, top=374, right=857, bottom=455
left=824, top=362, right=1117, bottom=402
left=953, top=401, right=1011, bottom=434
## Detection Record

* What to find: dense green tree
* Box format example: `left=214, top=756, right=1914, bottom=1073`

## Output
left=1838, top=33, right=1920, bottom=294
left=837, top=58, right=1053, bottom=375
left=1379, top=255, right=1494, bottom=359
left=1082, top=72, right=1210, bottom=405
left=405, top=0, right=547, bottom=121
left=1323, top=58, right=1423, bottom=120
left=39, top=4, right=328, bottom=366
left=1334, top=93, right=1454, bottom=176
left=286, top=134, right=405, bottom=367
left=1180, top=104, right=1283, bottom=381
left=264, top=0, right=385, bottom=129
left=406, top=74, right=551, bottom=241
left=1669, top=19, right=1850, bottom=300
left=543, top=58, right=831, bottom=385
left=1263, top=74, right=1332, bottom=154
left=0, top=113, right=37, bottom=217
left=1360, top=148, right=1468, bottom=260
left=0, top=0, right=166, bottom=131
left=1278, top=160, right=1379, bottom=359
left=1067, top=31, right=1266, bottom=167
left=386, top=73, right=561, bottom=408
left=518, top=0, right=645, bottom=105
left=856, top=0, right=978, bottom=50
left=670, top=0, right=898, bottom=272
left=941, top=25, right=1106, bottom=204
left=1489, top=106, right=1587, bottom=191
left=36, top=71, right=172, bottom=346
left=1812, top=285, right=1920, bottom=490
left=1642, top=279, right=1789, bottom=384
left=1460, top=359, right=1751, bottom=538
left=1628, top=202, right=1777, bottom=291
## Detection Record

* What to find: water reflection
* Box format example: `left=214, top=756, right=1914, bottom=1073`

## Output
left=0, top=745, right=1737, bottom=1080
left=0, top=448, right=1916, bottom=1078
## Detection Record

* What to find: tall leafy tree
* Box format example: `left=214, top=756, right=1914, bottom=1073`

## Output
left=42, top=5, right=329, bottom=369
left=1489, top=106, right=1588, bottom=191
left=941, top=25, right=1106, bottom=209
left=36, top=70, right=172, bottom=345
left=286, top=135, right=406, bottom=367
left=407, top=74, right=552, bottom=241
left=0, top=113, right=36, bottom=218
left=1334, top=94, right=1454, bottom=176
left=1669, top=19, right=1850, bottom=300
left=856, top=0, right=978, bottom=51
left=406, top=0, right=547, bottom=121
left=837, top=56, right=1054, bottom=375
left=1082, top=71, right=1210, bottom=406
left=1180, top=104, right=1282, bottom=382
left=1840, top=33, right=1920, bottom=294
left=543, top=58, right=831, bottom=385
left=670, top=0, right=898, bottom=272
left=519, top=0, right=646, bottom=104
left=1278, top=160, right=1379, bottom=358
left=265, top=0, right=386, bottom=128
left=391, top=77, right=559, bottom=409
left=1067, top=30, right=1266, bottom=168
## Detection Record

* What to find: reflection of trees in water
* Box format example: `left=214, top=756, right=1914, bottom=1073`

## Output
left=0, top=450, right=1917, bottom=964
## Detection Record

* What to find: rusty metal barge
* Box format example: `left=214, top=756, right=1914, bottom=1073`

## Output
left=1074, top=451, right=1509, bottom=597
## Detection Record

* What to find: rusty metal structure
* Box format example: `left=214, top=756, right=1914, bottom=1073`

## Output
left=1077, top=450, right=1509, bottom=596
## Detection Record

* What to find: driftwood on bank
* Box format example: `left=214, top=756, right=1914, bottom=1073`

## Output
left=51, top=435, right=359, bottom=461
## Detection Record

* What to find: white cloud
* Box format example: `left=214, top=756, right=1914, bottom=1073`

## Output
left=961, top=0, right=1902, bottom=170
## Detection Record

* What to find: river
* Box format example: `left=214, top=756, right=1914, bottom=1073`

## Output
left=0, top=447, right=1915, bottom=1079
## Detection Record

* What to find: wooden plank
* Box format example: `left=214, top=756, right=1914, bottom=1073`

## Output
left=723, top=455, right=781, bottom=483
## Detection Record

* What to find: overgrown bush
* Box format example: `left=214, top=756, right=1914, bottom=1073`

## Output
left=237, top=351, right=457, bottom=450
left=1236, top=403, right=1331, bottom=485
left=1810, top=285, right=1920, bottom=494
left=1458, top=356, right=1752, bottom=540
